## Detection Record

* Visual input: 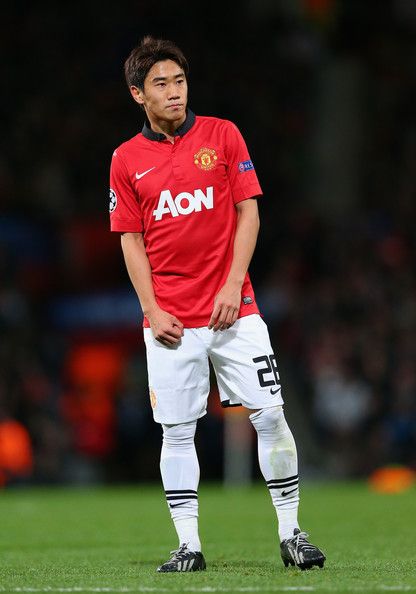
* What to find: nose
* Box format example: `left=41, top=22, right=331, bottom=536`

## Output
left=167, top=83, right=180, bottom=100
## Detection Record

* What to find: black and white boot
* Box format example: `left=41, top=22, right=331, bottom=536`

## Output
left=280, top=528, right=326, bottom=570
left=157, top=543, right=206, bottom=572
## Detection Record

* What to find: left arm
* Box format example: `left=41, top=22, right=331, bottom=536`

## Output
left=208, top=198, right=260, bottom=331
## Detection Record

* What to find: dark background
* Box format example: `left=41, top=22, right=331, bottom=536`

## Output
left=1, top=0, right=415, bottom=486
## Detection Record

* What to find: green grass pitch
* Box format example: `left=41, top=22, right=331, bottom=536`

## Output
left=0, top=482, right=415, bottom=594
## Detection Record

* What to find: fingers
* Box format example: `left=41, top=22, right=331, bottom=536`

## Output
left=150, top=311, right=184, bottom=346
left=208, top=303, right=222, bottom=330
left=217, top=308, right=232, bottom=330
left=223, top=308, right=236, bottom=329
left=172, top=317, right=184, bottom=336
left=155, top=333, right=180, bottom=346
left=153, top=323, right=184, bottom=346
left=156, top=336, right=178, bottom=346
left=209, top=304, right=239, bottom=331
left=155, top=327, right=182, bottom=345
left=229, top=308, right=239, bottom=327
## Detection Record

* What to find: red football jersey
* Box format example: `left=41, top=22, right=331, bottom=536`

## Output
left=109, top=110, right=262, bottom=328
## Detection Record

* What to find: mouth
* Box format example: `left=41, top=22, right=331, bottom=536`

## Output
left=167, top=103, right=183, bottom=110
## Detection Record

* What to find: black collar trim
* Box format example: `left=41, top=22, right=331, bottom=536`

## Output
left=141, top=109, right=196, bottom=141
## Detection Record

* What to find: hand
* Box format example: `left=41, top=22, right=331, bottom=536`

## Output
left=208, top=282, right=241, bottom=331
left=146, top=306, right=184, bottom=346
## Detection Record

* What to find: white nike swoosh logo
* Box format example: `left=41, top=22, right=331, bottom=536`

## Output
left=135, top=166, right=156, bottom=180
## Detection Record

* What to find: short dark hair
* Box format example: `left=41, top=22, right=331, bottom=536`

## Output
left=124, top=36, right=189, bottom=90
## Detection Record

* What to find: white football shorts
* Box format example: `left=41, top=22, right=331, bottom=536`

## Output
left=143, top=314, right=284, bottom=424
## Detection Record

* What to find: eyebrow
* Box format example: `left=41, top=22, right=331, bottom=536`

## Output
left=151, top=73, right=184, bottom=83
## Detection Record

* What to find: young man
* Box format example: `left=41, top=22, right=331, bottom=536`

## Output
left=109, top=36, right=325, bottom=573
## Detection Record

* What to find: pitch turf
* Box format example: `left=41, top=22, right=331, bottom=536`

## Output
left=0, top=482, right=415, bottom=594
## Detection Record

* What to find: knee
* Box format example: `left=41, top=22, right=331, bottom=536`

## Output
left=162, top=421, right=197, bottom=448
left=249, top=405, right=287, bottom=435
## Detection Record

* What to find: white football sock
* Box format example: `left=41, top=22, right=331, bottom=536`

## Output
left=160, top=421, right=201, bottom=552
left=250, top=406, right=300, bottom=541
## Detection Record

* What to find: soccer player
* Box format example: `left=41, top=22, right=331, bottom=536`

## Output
left=109, top=36, right=325, bottom=572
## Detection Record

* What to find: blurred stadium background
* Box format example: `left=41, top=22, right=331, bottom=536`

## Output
left=1, top=0, right=415, bottom=488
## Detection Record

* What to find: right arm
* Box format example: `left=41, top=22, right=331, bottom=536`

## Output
left=120, top=232, right=184, bottom=345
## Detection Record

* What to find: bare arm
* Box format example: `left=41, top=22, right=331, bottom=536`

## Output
left=120, top=232, right=184, bottom=345
left=208, top=198, right=260, bottom=331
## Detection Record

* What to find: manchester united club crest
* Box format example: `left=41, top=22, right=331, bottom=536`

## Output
left=194, top=147, right=218, bottom=171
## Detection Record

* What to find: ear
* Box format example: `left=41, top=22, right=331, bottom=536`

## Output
left=130, top=86, right=145, bottom=106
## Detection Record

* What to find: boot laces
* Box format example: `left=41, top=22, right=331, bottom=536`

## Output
left=169, top=543, right=190, bottom=560
left=294, top=531, right=317, bottom=553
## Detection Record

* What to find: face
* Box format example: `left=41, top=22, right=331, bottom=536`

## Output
left=131, top=59, right=188, bottom=125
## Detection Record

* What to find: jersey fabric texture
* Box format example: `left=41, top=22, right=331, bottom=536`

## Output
left=109, top=110, right=262, bottom=328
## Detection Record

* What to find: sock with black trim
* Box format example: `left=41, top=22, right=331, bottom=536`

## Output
left=160, top=421, right=201, bottom=552
left=250, top=406, right=300, bottom=541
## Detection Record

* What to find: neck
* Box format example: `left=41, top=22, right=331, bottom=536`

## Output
left=147, top=112, right=187, bottom=142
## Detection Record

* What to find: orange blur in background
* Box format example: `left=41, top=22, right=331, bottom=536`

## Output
left=0, top=420, right=33, bottom=487
left=368, top=466, right=415, bottom=494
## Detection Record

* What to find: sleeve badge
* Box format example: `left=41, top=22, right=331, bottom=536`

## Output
left=109, top=188, right=117, bottom=213
left=238, top=160, right=254, bottom=172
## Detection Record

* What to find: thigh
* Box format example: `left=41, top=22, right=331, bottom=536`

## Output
left=143, top=328, right=210, bottom=424
left=208, top=314, right=284, bottom=410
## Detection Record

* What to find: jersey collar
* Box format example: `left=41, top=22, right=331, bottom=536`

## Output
left=142, top=109, right=196, bottom=141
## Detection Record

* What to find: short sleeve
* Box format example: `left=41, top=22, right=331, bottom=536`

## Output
left=109, top=150, right=143, bottom=232
left=223, top=121, right=263, bottom=204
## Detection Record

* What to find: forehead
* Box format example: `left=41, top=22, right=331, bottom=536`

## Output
left=145, top=59, right=184, bottom=82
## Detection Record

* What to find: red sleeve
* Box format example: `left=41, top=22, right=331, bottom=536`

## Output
left=109, top=150, right=143, bottom=233
left=223, top=121, right=263, bottom=204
